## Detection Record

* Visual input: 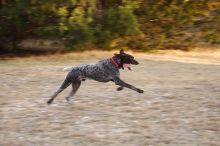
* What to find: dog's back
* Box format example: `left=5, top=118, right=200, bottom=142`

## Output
left=65, top=59, right=119, bottom=82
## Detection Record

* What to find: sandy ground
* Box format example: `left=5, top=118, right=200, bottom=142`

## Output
left=0, top=50, right=220, bottom=146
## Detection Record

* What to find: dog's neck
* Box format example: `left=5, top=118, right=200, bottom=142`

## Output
left=111, top=57, right=119, bottom=67
left=111, top=56, right=121, bottom=68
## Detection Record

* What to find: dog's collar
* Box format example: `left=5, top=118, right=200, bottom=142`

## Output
left=111, top=57, right=119, bottom=67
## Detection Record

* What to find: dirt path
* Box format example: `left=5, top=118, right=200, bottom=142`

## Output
left=0, top=51, right=220, bottom=146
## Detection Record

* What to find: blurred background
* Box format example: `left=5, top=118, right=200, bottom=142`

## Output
left=0, top=0, right=220, bottom=54
left=1, top=1, right=220, bottom=146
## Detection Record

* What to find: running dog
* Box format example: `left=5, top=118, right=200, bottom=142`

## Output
left=47, top=49, right=144, bottom=105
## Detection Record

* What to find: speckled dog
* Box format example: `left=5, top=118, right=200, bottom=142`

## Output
left=47, top=49, right=144, bottom=105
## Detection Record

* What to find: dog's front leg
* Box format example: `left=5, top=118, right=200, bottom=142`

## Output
left=113, top=77, right=144, bottom=93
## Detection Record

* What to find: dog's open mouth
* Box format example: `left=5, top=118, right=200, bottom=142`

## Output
left=123, top=64, right=133, bottom=71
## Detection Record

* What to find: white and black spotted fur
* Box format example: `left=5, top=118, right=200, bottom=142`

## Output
left=47, top=49, right=144, bottom=105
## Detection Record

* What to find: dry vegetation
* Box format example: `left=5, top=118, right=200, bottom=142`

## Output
left=0, top=50, right=220, bottom=146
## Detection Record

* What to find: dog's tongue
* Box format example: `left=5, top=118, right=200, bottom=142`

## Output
left=123, top=64, right=133, bottom=71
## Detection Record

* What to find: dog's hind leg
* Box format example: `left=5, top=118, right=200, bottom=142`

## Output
left=66, top=80, right=81, bottom=103
left=47, top=78, right=72, bottom=105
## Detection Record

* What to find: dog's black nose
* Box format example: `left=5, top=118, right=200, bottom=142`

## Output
left=133, top=60, right=139, bottom=65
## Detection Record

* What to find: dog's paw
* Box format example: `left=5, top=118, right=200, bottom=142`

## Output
left=47, top=99, right=53, bottom=105
left=117, top=87, right=124, bottom=91
left=66, top=96, right=74, bottom=104
left=137, top=88, right=144, bottom=93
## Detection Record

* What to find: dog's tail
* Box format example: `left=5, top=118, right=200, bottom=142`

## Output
left=63, top=67, right=73, bottom=71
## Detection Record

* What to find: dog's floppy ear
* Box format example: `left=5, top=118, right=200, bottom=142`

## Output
left=120, top=49, right=124, bottom=54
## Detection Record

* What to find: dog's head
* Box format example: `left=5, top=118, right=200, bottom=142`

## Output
left=114, top=49, right=139, bottom=70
